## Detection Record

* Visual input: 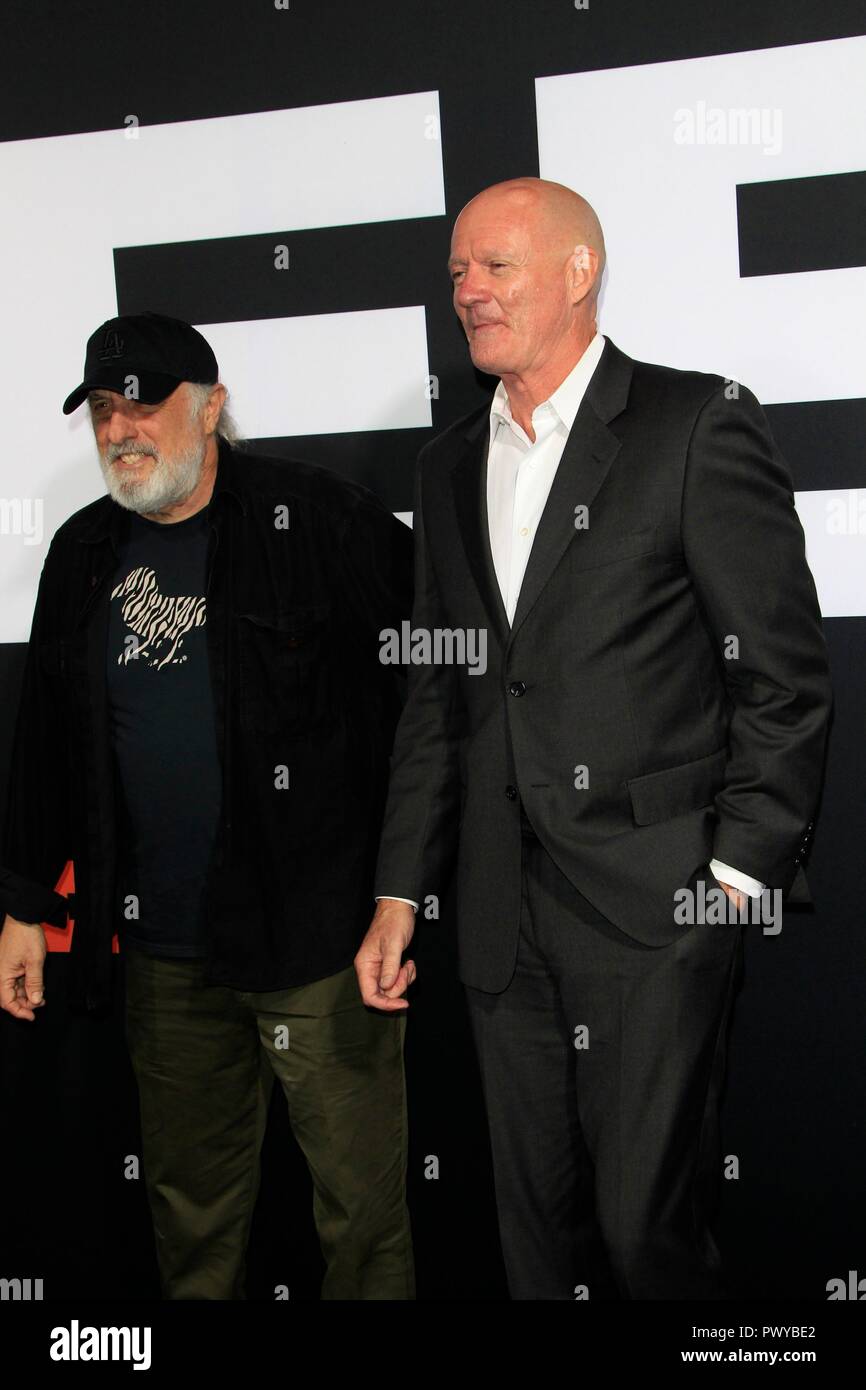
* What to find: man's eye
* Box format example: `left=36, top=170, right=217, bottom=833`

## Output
left=451, top=270, right=465, bottom=282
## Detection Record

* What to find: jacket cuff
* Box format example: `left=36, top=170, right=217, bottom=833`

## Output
left=0, top=868, right=69, bottom=929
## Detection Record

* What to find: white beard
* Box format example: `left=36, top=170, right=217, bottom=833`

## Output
left=98, top=437, right=206, bottom=515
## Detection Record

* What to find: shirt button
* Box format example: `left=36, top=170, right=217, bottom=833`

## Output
left=519, top=527, right=529, bottom=537
left=505, top=785, right=518, bottom=800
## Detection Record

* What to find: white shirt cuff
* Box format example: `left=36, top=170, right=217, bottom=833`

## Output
left=374, top=895, right=419, bottom=912
left=709, top=860, right=765, bottom=897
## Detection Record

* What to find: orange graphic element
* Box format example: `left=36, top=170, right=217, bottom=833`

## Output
left=43, top=861, right=119, bottom=953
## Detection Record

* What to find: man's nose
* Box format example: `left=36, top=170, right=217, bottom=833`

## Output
left=454, top=267, right=489, bottom=306
left=105, top=402, right=139, bottom=443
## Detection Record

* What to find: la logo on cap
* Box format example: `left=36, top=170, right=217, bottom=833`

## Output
left=98, top=329, right=125, bottom=362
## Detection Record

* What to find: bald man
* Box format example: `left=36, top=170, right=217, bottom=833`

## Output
left=356, top=179, right=831, bottom=1299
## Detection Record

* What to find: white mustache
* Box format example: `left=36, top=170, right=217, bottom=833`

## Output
left=105, top=442, right=158, bottom=464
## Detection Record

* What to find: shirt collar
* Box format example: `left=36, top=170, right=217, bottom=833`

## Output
left=490, top=332, right=607, bottom=438
left=210, top=435, right=247, bottom=514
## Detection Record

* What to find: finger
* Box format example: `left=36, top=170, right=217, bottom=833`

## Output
left=0, top=971, right=33, bottom=1018
left=382, top=959, right=417, bottom=998
left=369, top=991, right=409, bottom=1013
left=381, top=965, right=409, bottom=998
left=0, top=973, right=17, bottom=1013
left=354, top=953, right=385, bottom=1006
left=9, top=1003, right=37, bottom=1020
left=357, top=961, right=409, bottom=1011
left=3, top=980, right=36, bottom=1021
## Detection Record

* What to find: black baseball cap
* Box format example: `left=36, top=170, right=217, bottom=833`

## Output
left=62, top=311, right=219, bottom=415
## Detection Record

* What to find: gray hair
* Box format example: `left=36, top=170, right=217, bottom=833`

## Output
left=187, top=381, right=243, bottom=446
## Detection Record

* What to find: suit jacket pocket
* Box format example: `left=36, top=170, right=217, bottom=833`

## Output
left=571, top=527, right=656, bottom=571
left=626, top=747, right=728, bottom=826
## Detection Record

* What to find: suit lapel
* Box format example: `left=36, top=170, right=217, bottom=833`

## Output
left=449, top=337, right=635, bottom=649
left=451, top=407, right=510, bottom=648
left=508, top=409, right=621, bottom=642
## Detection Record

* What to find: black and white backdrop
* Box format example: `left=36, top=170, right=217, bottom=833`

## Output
left=0, top=0, right=863, bottom=1309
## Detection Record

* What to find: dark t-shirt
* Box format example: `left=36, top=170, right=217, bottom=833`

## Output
left=106, top=505, right=221, bottom=957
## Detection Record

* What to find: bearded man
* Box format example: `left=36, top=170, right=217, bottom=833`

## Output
left=0, top=311, right=415, bottom=1300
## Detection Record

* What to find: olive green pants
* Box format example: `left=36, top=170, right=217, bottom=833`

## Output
left=122, top=941, right=415, bottom=1300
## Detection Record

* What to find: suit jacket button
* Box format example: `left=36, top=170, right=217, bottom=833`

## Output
left=505, top=785, right=518, bottom=800
left=508, top=681, right=526, bottom=697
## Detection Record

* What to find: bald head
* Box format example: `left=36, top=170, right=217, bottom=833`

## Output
left=456, top=178, right=606, bottom=297
left=449, top=177, right=606, bottom=400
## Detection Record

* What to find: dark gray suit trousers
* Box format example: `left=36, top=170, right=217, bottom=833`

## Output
left=465, top=809, right=743, bottom=1300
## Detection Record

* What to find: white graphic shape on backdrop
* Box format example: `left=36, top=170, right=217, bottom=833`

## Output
left=0, top=92, right=444, bottom=641
left=205, top=310, right=431, bottom=438
left=536, top=35, right=866, bottom=616
left=535, top=36, right=865, bottom=402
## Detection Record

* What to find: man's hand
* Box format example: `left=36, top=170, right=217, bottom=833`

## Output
left=715, top=880, right=749, bottom=913
left=355, top=899, right=417, bottom=1011
left=0, top=913, right=47, bottom=1020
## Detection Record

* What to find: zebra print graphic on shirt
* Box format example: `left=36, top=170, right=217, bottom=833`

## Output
left=111, top=566, right=206, bottom=670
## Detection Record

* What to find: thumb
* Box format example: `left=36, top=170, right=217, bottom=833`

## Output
left=379, top=940, right=404, bottom=990
left=25, top=961, right=44, bottom=1005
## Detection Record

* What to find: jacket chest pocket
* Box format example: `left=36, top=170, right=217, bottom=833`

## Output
left=238, top=603, right=332, bottom=736
left=570, top=527, right=657, bottom=571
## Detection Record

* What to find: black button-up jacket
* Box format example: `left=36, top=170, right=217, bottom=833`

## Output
left=0, top=439, right=414, bottom=1010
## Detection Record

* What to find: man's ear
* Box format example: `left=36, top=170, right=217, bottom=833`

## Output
left=204, top=383, right=227, bottom=435
left=567, top=244, right=599, bottom=304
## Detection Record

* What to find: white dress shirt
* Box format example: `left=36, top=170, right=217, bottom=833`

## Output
left=381, top=333, right=764, bottom=907
left=487, top=332, right=606, bottom=623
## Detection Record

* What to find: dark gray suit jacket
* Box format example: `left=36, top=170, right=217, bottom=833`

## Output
left=374, top=337, right=833, bottom=991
